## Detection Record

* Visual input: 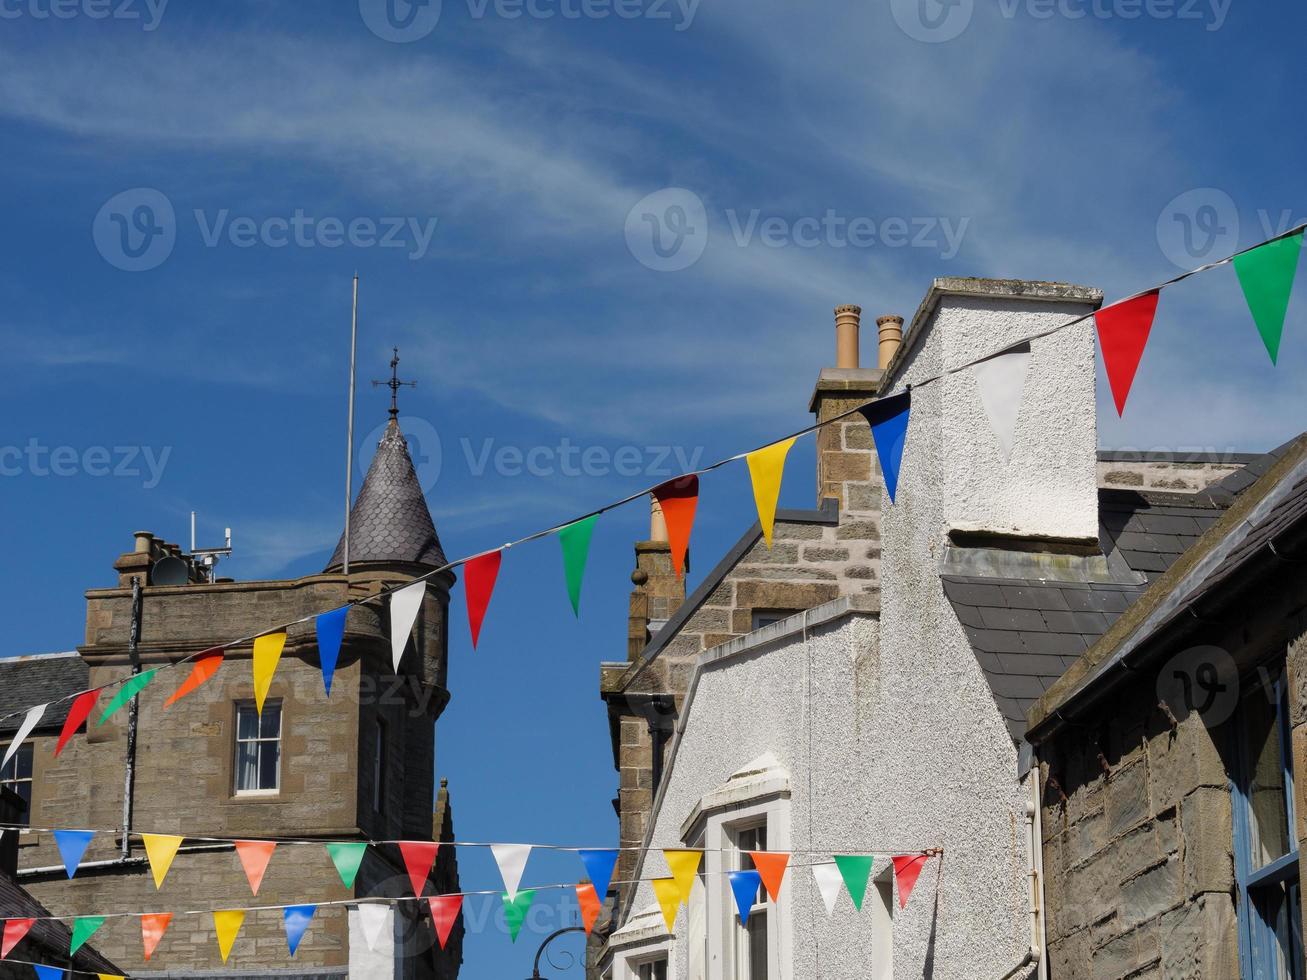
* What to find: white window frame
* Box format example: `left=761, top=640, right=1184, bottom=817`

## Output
left=698, top=796, right=792, bottom=980
left=617, top=941, right=673, bottom=980
left=870, top=865, right=894, bottom=980
left=233, top=700, right=282, bottom=797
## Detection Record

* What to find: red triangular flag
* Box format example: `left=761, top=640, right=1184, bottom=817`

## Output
left=576, top=883, right=602, bottom=935
left=1094, top=290, right=1160, bottom=417
left=1, top=918, right=33, bottom=958
left=748, top=851, right=790, bottom=902
left=141, top=912, right=172, bottom=960
left=165, top=649, right=224, bottom=708
left=463, top=552, right=502, bottom=649
left=234, top=840, right=277, bottom=896
left=399, top=841, right=440, bottom=897
left=428, top=895, right=462, bottom=950
left=653, top=475, right=699, bottom=578
left=55, top=690, right=101, bottom=758
left=892, top=854, right=930, bottom=909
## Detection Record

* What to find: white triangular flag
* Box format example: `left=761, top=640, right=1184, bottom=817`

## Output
left=812, top=862, right=844, bottom=918
left=3, top=704, right=46, bottom=770
left=491, top=843, right=532, bottom=902
left=389, top=581, right=427, bottom=672
left=971, top=343, right=1032, bottom=462
left=357, top=903, right=391, bottom=952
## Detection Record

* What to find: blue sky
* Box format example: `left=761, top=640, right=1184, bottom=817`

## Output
left=0, top=0, right=1304, bottom=973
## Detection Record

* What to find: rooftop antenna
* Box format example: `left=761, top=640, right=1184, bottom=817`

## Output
left=190, top=511, right=233, bottom=583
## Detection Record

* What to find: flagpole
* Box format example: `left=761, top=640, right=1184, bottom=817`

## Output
left=344, top=273, right=359, bottom=576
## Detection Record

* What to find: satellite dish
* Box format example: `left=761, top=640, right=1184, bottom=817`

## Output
left=150, top=555, right=190, bottom=587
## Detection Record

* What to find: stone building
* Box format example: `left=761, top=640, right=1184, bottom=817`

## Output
left=1026, top=435, right=1307, bottom=979
left=0, top=414, right=462, bottom=978
left=593, top=280, right=1276, bottom=980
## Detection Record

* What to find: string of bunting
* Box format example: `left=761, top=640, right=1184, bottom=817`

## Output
left=0, top=833, right=939, bottom=968
left=1, top=223, right=1302, bottom=770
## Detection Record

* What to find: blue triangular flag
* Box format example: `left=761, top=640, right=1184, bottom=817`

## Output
left=728, top=869, right=762, bottom=927
left=53, top=830, right=95, bottom=880
left=858, top=390, right=912, bottom=504
left=578, top=848, right=620, bottom=899
left=315, top=606, right=349, bottom=696
left=34, top=967, right=64, bottom=980
left=283, top=904, right=317, bottom=956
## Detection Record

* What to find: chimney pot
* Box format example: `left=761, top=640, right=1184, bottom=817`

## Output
left=650, top=497, right=668, bottom=544
left=133, top=531, right=154, bottom=554
left=876, top=314, right=904, bottom=370
left=834, top=305, right=862, bottom=369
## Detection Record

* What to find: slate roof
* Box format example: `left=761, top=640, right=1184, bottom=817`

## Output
left=0, top=654, right=88, bottom=734
left=0, top=872, right=122, bottom=975
left=325, top=419, right=447, bottom=572
left=944, top=450, right=1285, bottom=742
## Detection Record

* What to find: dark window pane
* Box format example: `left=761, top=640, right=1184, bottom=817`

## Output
left=236, top=741, right=258, bottom=791
left=258, top=741, right=280, bottom=790
left=1242, top=686, right=1292, bottom=870
left=237, top=706, right=259, bottom=740
left=260, top=704, right=282, bottom=739
left=748, top=911, right=767, bottom=979
left=15, top=746, right=32, bottom=781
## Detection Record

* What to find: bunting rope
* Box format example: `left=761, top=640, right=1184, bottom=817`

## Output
left=0, top=221, right=1301, bottom=737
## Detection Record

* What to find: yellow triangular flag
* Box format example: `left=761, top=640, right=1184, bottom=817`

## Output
left=142, top=833, right=184, bottom=889
left=213, top=909, right=245, bottom=963
left=664, top=849, right=702, bottom=906
left=651, top=877, right=681, bottom=933
left=252, top=632, right=287, bottom=717
left=98, top=975, right=126, bottom=980
left=746, top=438, right=796, bottom=548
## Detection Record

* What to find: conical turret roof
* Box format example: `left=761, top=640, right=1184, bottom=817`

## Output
left=325, top=418, right=446, bottom=571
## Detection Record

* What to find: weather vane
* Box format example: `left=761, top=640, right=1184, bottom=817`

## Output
left=372, top=346, right=416, bottom=421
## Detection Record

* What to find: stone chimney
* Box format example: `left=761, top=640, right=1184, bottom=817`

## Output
left=627, top=498, right=686, bottom=660
left=809, top=306, right=887, bottom=516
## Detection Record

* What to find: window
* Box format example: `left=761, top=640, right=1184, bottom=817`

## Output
left=1233, top=666, right=1304, bottom=979
left=730, top=823, right=768, bottom=980
left=636, top=959, right=667, bottom=980
left=372, top=718, right=386, bottom=813
left=0, top=744, right=33, bottom=826
left=234, top=702, right=281, bottom=795
left=751, top=611, right=800, bottom=631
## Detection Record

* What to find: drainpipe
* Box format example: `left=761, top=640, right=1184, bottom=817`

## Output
left=120, top=577, right=143, bottom=860
left=999, top=780, right=1045, bottom=980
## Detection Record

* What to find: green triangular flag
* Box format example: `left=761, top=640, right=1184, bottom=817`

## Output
left=1234, top=231, right=1303, bottom=364
left=326, top=842, right=368, bottom=889
left=558, top=515, right=598, bottom=617
left=96, top=669, right=160, bottom=727
left=70, top=915, right=106, bottom=954
left=833, top=855, right=874, bottom=911
left=502, top=889, right=536, bottom=942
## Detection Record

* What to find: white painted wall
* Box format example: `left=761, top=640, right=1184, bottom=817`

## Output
left=610, top=283, right=1102, bottom=980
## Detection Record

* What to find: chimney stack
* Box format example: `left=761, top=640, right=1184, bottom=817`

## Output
left=876, top=314, right=904, bottom=369
left=834, top=305, right=862, bottom=369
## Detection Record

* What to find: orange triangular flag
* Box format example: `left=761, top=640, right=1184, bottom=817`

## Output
left=652, top=476, right=699, bottom=578
left=748, top=851, right=790, bottom=902
left=234, top=840, right=277, bottom=896
left=576, top=883, right=602, bottom=935
left=892, top=854, right=930, bottom=909
left=141, top=913, right=172, bottom=960
left=164, top=650, right=224, bottom=708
